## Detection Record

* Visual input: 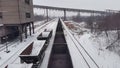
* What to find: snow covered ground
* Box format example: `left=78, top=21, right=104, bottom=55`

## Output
left=1, top=18, right=120, bottom=68
left=67, top=21, right=120, bottom=68
left=76, top=33, right=120, bottom=68
left=0, top=19, right=58, bottom=68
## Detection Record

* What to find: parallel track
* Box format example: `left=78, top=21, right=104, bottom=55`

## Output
left=0, top=19, right=56, bottom=52
left=61, top=19, right=99, bottom=68
left=0, top=19, right=56, bottom=68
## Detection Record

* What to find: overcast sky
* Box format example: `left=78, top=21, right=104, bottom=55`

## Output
left=33, top=0, right=120, bottom=11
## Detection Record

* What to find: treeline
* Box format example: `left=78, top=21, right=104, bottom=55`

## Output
left=83, top=12, right=120, bottom=34
left=71, top=12, right=120, bottom=38
left=72, top=15, right=82, bottom=22
left=98, top=13, right=120, bottom=31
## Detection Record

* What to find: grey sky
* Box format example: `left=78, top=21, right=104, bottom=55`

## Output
left=33, top=0, right=120, bottom=11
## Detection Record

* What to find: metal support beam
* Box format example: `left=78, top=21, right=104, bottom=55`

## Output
left=33, top=5, right=109, bottom=14
left=78, top=12, right=81, bottom=17
left=18, top=25, right=22, bottom=42
left=46, top=9, right=49, bottom=22
left=90, top=12, right=95, bottom=33
left=29, top=23, right=32, bottom=36
left=32, top=22, right=34, bottom=34
left=91, top=12, right=95, bottom=21
left=21, top=25, right=24, bottom=33
left=64, top=10, right=66, bottom=21
left=25, top=24, right=27, bottom=38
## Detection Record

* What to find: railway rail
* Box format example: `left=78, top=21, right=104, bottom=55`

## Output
left=61, top=19, right=99, bottom=68
left=0, top=19, right=57, bottom=68
left=0, top=19, right=56, bottom=52
left=73, top=35, right=99, bottom=68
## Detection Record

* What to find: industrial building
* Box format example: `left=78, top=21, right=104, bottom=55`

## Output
left=0, top=0, right=34, bottom=43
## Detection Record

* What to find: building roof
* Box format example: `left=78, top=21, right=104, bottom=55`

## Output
left=42, top=32, right=50, bottom=37
left=7, top=64, right=33, bottom=68
left=0, top=24, right=3, bottom=26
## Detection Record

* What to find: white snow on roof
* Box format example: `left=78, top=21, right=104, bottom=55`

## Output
left=31, top=40, right=46, bottom=55
left=42, top=32, right=50, bottom=37
left=0, top=24, right=3, bottom=26
left=45, top=28, right=52, bottom=32
left=7, top=64, right=33, bottom=68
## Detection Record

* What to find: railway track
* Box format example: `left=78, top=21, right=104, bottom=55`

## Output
left=0, top=19, right=57, bottom=68
left=1, top=19, right=99, bottom=68
left=0, top=39, right=19, bottom=52
left=10, top=20, right=56, bottom=64
left=61, top=19, right=99, bottom=68
left=39, top=19, right=99, bottom=68
left=0, top=19, right=56, bottom=52
left=73, top=35, right=99, bottom=68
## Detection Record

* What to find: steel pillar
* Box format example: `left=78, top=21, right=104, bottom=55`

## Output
left=25, top=24, right=27, bottom=38
left=32, top=22, right=34, bottom=34
left=29, top=23, right=32, bottom=36
left=64, top=10, right=66, bottom=21
left=18, top=25, right=22, bottom=42
left=46, top=9, right=49, bottom=22
left=78, top=12, right=81, bottom=17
